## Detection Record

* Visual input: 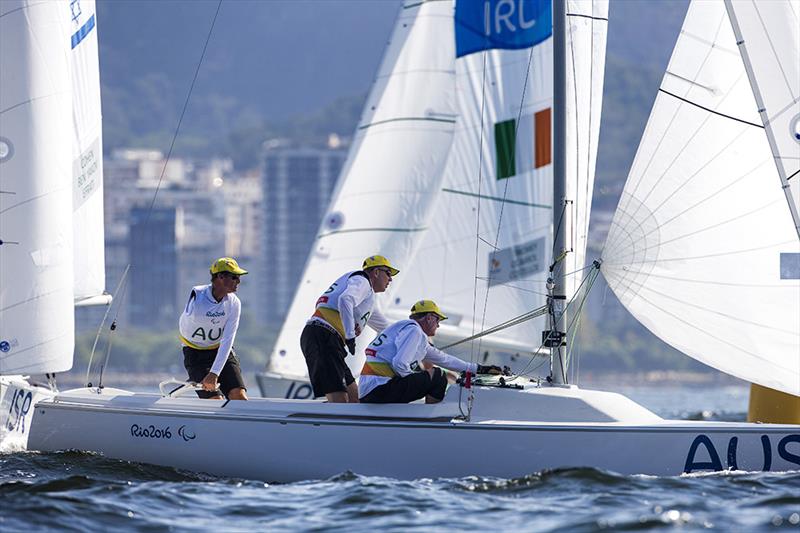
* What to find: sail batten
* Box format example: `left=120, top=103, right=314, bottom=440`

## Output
left=604, top=0, right=800, bottom=396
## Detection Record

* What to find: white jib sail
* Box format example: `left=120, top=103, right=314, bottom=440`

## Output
left=267, top=0, right=457, bottom=380
left=70, top=0, right=107, bottom=305
left=0, top=1, right=76, bottom=374
left=603, top=0, right=800, bottom=396
left=388, top=0, right=607, bottom=360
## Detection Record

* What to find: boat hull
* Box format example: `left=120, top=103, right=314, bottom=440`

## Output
left=26, top=386, right=800, bottom=482
left=0, top=376, right=55, bottom=452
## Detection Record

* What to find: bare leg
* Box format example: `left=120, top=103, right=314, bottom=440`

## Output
left=326, top=391, right=348, bottom=403
left=346, top=382, right=360, bottom=403
left=228, top=387, right=248, bottom=400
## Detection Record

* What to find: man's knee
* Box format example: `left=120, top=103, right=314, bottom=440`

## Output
left=427, top=367, right=447, bottom=401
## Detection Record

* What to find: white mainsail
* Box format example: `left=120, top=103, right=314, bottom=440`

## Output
left=0, top=1, right=75, bottom=374
left=388, top=0, right=607, bottom=357
left=70, top=0, right=107, bottom=306
left=603, top=0, right=800, bottom=396
left=725, top=0, right=800, bottom=236
left=266, top=0, right=458, bottom=381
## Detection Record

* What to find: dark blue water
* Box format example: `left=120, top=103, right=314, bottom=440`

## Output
left=3, top=385, right=799, bottom=532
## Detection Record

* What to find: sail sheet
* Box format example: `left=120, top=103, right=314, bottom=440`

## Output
left=267, top=0, right=458, bottom=379
left=725, top=0, right=800, bottom=236
left=71, top=0, right=107, bottom=304
left=388, top=0, right=607, bottom=358
left=603, top=0, right=800, bottom=395
left=0, top=1, right=76, bottom=374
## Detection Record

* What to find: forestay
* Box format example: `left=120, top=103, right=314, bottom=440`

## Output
left=388, top=0, right=608, bottom=357
left=0, top=1, right=75, bottom=374
left=70, top=0, right=107, bottom=305
left=603, top=0, right=800, bottom=395
left=267, top=0, right=458, bottom=380
left=725, top=0, right=800, bottom=237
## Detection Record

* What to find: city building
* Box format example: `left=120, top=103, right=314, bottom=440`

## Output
left=261, top=141, right=346, bottom=323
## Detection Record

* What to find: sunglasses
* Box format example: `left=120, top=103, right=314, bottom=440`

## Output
left=222, top=272, right=240, bottom=280
left=377, top=268, right=393, bottom=277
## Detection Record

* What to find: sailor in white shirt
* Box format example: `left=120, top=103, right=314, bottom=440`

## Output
left=359, top=300, right=501, bottom=404
left=179, top=257, right=249, bottom=400
left=300, top=255, right=398, bottom=403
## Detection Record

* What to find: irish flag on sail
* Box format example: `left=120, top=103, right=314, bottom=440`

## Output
left=495, top=107, right=552, bottom=179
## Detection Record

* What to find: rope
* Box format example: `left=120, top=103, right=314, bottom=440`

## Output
left=441, top=305, right=549, bottom=350
left=515, top=260, right=601, bottom=378
left=87, top=1, right=224, bottom=383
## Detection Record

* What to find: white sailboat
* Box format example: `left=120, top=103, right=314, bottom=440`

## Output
left=5, top=0, right=800, bottom=482
left=0, top=0, right=107, bottom=449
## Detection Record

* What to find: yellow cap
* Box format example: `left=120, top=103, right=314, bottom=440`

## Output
left=210, top=257, right=248, bottom=276
left=410, top=299, right=447, bottom=320
left=362, top=255, right=399, bottom=276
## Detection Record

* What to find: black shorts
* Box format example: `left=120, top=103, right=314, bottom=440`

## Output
left=183, top=346, right=246, bottom=399
left=361, top=368, right=447, bottom=404
left=300, top=322, right=354, bottom=398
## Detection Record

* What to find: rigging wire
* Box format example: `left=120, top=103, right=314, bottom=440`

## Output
left=469, top=48, right=490, bottom=367
left=85, top=265, right=130, bottom=386
left=86, top=0, right=224, bottom=385
left=474, top=43, right=538, bottom=361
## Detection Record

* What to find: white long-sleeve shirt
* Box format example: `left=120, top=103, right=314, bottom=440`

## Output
left=179, top=284, right=241, bottom=375
left=358, top=319, right=477, bottom=398
left=311, top=271, right=389, bottom=340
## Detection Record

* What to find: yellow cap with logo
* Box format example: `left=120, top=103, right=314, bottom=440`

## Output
left=410, top=299, right=447, bottom=320
left=362, top=255, right=399, bottom=276
left=210, top=257, right=248, bottom=276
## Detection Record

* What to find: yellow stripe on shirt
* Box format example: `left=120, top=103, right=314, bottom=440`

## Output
left=179, top=335, right=220, bottom=350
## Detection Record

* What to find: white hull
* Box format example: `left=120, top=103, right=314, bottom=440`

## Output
left=0, top=376, right=56, bottom=452
left=25, top=382, right=800, bottom=482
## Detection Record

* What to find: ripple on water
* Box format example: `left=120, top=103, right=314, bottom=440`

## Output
left=2, top=451, right=800, bottom=532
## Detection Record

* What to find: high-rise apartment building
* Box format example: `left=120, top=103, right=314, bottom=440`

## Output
left=262, top=144, right=346, bottom=323
left=128, top=207, right=178, bottom=328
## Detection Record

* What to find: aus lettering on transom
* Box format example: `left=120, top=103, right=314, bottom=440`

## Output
left=485, top=0, right=537, bottom=36
left=191, top=327, right=222, bottom=342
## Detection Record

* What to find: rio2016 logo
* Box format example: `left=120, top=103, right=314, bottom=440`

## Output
left=130, top=423, right=196, bottom=442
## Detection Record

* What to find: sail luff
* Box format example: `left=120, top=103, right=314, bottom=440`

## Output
left=724, top=0, right=800, bottom=240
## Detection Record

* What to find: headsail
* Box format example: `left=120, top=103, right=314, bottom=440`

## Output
left=267, top=0, right=458, bottom=380
left=387, top=0, right=608, bottom=359
left=603, top=0, right=800, bottom=395
left=0, top=1, right=76, bottom=374
left=70, top=0, right=108, bottom=306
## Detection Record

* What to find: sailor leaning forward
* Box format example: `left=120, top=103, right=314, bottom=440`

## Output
left=300, top=255, right=398, bottom=403
left=359, top=300, right=501, bottom=404
left=179, top=257, right=249, bottom=400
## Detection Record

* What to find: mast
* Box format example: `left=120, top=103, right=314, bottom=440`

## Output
left=549, top=0, right=568, bottom=385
